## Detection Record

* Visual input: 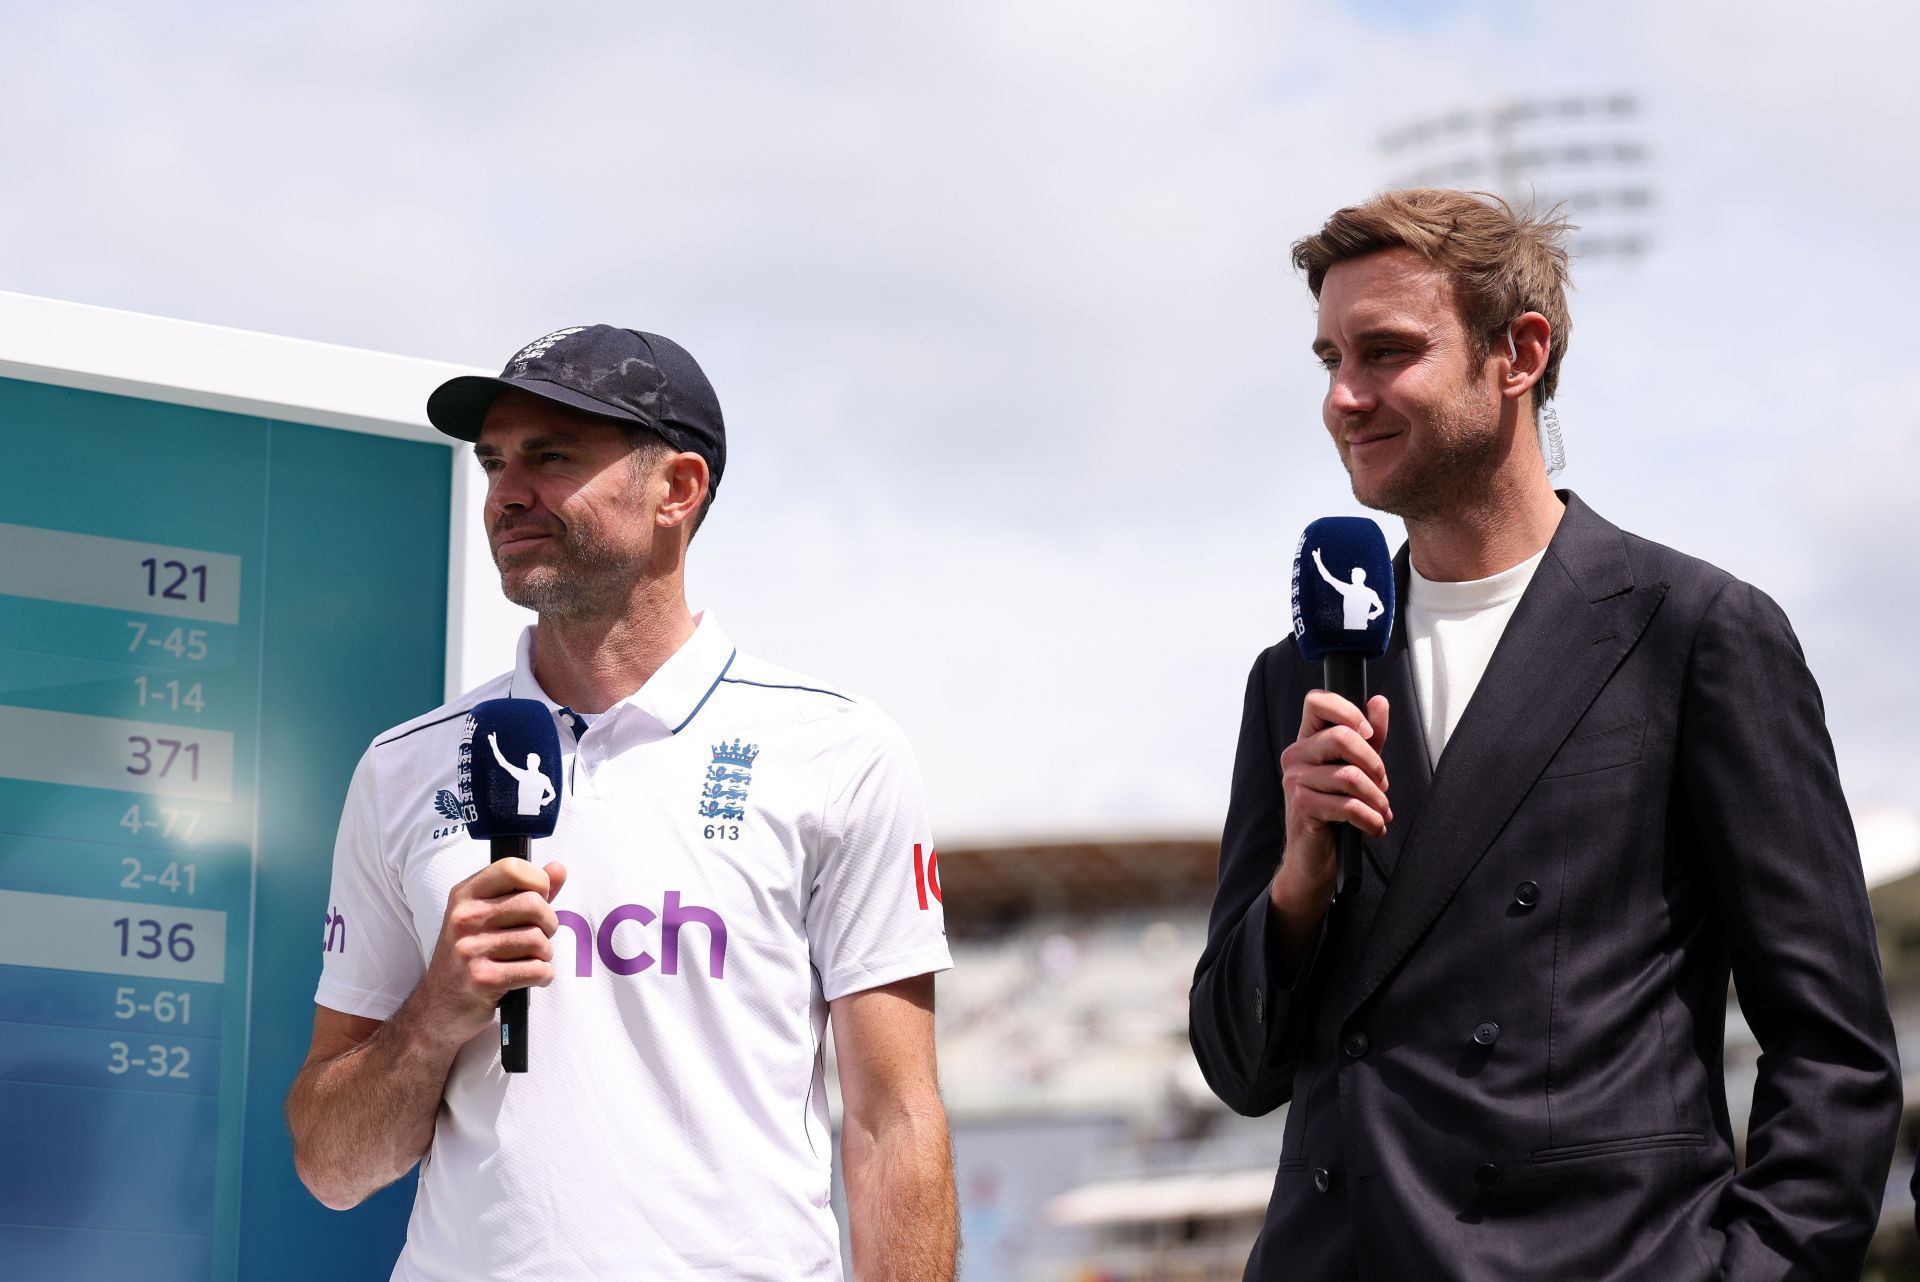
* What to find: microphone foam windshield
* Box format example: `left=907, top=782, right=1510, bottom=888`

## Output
left=1291, top=516, right=1395, bottom=661
left=461, top=698, right=563, bottom=840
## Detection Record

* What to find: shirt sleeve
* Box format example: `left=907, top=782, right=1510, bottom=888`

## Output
left=313, top=747, right=425, bottom=1020
left=805, top=706, right=953, bottom=1001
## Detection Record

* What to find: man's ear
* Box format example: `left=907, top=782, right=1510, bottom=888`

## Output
left=1502, top=312, right=1551, bottom=403
left=656, top=453, right=709, bottom=532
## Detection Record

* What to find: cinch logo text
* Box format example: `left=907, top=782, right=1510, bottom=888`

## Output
left=322, top=906, right=347, bottom=954
left=553, top=892, right=729, bottom=980
left=913, top=844, right=942, bottom=910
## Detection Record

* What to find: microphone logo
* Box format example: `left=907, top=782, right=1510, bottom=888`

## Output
left=1311, top=547, right=1387, bottom=631
left=1291, top=517, right=1393, bottom=662
left=488, top=731, right=559, bottom=816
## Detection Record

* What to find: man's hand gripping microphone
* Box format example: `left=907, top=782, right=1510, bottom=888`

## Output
left=461, top=698, right=565, bottom=1072
left=1290, top=517, right=1396, bottom=902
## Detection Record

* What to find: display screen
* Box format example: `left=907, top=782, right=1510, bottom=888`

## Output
left=0, top=376, right=452, bottom=1281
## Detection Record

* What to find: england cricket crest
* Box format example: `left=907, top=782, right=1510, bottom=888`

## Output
left=698, top=739, right=759, bottom=822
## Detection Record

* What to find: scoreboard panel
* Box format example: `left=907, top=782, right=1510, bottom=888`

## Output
left=0, top=374, right=453, bottom=1281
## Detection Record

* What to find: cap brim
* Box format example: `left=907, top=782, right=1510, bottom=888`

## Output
left=426, top=375, right=652, bottom=442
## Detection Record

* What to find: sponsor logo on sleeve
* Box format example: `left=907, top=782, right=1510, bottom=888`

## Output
left=913, top=843, right=942, bottom=910
left=322, top=906, right=347, bottom=954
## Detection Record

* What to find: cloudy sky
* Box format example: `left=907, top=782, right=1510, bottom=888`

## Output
left=4, top=0, right=1915, bottom=858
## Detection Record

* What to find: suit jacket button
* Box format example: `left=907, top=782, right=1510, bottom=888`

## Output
left=1472, top=1021, right=1500, bottom=1046
left=1312, top=1167, right=1331, bottom=1193
left=1343, top=1032, right=1369, bottom=1059
left=1514, top=881, right=1540, bottom=908
left=1475, top=1163, right=1502, bottom=1189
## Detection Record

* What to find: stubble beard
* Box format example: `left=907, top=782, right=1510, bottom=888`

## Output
left=497, top=523, right=645, bottom=622
left=1345, top=384, right=1502, bottom=523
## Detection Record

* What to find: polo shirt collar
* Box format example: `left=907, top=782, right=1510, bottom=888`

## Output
left=507, top=612, right=737, bottom=736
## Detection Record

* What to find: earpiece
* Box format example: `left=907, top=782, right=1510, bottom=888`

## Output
left=1505, top=328, right=1518, bottom=364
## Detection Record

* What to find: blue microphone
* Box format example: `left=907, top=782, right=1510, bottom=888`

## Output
left=459, top=698, right=563, bottom=1072
left=1291, top=517, right=1395, bottom=900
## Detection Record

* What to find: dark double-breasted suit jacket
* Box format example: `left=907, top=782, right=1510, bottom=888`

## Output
left=1188, top=493, right=1901, bottom=1281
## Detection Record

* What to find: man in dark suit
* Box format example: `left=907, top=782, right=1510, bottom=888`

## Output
left=1188, top=189, right=1901, bottom=1280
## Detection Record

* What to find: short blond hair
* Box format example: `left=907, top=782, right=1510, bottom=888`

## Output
left=1291, top=189, right=1575, bottom=403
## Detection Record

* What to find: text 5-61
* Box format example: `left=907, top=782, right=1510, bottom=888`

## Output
left=114, top=988, right=192, bottom=1025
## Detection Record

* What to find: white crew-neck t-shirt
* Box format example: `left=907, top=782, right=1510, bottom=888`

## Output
left=1406, top=548, right=1548, bottom=769
left=315, top=613, right=952, bottom=1281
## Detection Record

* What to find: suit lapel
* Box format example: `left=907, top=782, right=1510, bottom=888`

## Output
left=1362, top=548, right=1431, bottom=883
left=1345, top=493, right=1669, bottom=1019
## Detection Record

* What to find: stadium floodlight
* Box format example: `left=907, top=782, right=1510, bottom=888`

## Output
left=1378, top=92, right=1657, bottom=262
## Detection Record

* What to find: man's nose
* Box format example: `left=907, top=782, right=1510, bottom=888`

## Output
left=487, top=458, right=535, bottom=515
left=1328, top=366, right=1373, bottom=414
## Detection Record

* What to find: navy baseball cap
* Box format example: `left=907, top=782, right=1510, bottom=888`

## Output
left=428, top=325, right=726, bottom=495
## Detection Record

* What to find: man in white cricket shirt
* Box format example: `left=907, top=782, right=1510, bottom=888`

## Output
left=286, top=325, right=957, bottom=1281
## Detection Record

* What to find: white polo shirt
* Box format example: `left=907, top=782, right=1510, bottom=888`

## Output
left=315, top=614, right=952, bottom=1281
